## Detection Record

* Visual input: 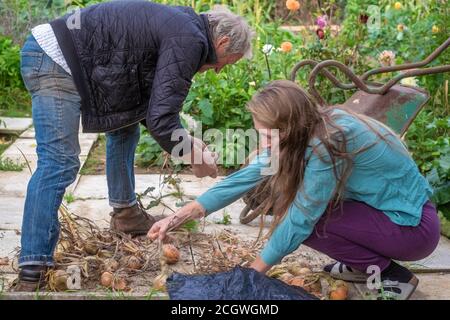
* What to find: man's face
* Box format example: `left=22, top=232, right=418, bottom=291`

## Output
left=198, top=37, right=243, bottom=74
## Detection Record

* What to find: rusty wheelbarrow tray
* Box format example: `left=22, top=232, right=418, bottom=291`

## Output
left=239, top=37, right=450, bottom=225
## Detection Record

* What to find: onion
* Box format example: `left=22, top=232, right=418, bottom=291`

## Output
left=126, top=256, right=142, bottom=270
left=329, top=286, right=348, bottom=300
left=113, top=277, right=127, bottom=291
left=100, top=271, right=113, bottom=288
left=162, top=244, right=180, bottom=264
left=153, top=273, right=168, bottom=291
left=83, top=241, right=99, bottom=255
left=289, top=276, right=305, bottom=287
left=278, top=273, right=294, bottom=284
left=104, top=258, right=119, bottom=272
left=329, top=280, right=349, bottom=300
left=54, top=270, right=68, bottom=291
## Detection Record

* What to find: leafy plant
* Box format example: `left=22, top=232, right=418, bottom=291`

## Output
left=0, top=157, right=24, bottom=171
left=215, top=211, right=232, bottom=225
left=64, top=192, right=76, bottom=204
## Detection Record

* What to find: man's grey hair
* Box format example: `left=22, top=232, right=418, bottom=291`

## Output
left=205, top=6, right=255, bottom=59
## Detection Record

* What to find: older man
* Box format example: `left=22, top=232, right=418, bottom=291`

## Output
left=16, top=0, right=253, bottom=290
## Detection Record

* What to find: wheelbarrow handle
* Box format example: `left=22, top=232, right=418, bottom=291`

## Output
left=308, top=60, right=379, bottom=105
left=307, top=36, right=450, bottom=105
left=308, top=61, right=450, bottom=105
left=290, top=59, right=354, bottom=90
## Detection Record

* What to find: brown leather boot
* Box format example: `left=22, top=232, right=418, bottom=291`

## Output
left=10, top=265, right=48, bottom=292
left=110, top=204, right=159, bottom=236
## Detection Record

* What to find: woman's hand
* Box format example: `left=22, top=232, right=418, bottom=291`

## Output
left=250, top=256, right=272, bottom=274
left=147, top=201, right=206, bottom=241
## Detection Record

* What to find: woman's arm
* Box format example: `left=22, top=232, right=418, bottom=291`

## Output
left=258, top=146, right=339, bottom=267
left=195, top=149, right=271, bottom=214
left=148, top=150, right=271, bottom=240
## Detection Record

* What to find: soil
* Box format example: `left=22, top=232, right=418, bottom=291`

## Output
left=80, top=134, right=237, bottom=176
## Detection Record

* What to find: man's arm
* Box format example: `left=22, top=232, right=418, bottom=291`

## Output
left=146, top=36, right=204, bottom=155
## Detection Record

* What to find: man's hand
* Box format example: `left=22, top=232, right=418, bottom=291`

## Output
left=148, top=201, right=206, bottom=241
left=250, top=255, right=272, bottom=274
left=190, top=136, right=218, bottom=178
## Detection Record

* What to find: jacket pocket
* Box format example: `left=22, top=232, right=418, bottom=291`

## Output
left=91, top=64, right=142, bottom=114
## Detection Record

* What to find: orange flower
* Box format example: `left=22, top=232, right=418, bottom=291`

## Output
left=432, top=25, right=440, bottom=34
left=286, top=0, right=300, bottom=12
left=394, top=2, right=402, bottom=10
left=397, top=24, right=404, bottom=32
left=280, top=41, right=293, bottom=53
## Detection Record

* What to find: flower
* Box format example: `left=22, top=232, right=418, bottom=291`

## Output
left=401, top=77, right=418, bottom=87
left=397, top=24, right=405, bottom=32
left=394, top=2, right=402, bottom=10
left=249, top=81, right=256, bottom=87
left=378, top=50, right=396, bottom=67
left=432, top=25, right=440, bottom=34
left=316, top=28, right=325, bottom=40
left=262, top=44, right=274, bottom=55
left=316, top=15, right=328, bottom=28
left=286, top=0, right=300, bottom=12
left=280, top=41, right=293, bottom=53
left=359, top=13, right=369, bottom=24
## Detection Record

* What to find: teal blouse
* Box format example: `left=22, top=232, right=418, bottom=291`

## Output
left=196, top=110, right=433, bottom=265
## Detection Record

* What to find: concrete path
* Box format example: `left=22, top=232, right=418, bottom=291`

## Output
left=0, top=117, right=33, bottom=135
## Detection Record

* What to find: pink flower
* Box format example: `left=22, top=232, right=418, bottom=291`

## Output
left=378, top=50, right=396, bottom=67
left=316, top=15, right=328, bottom=29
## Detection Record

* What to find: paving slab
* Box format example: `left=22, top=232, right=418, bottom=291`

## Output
left=72, top=174, right=221, bottom=199
left=0, top=291, right=168, bottom=300
left=0, top=117, right=33, bottom=134
left=407, top=236, right=450, bottom=271
left=0, top=154, right=87, bottom=173
left=0, top=196, right=24, bottom=231
left=0, top=171, right=32, bottom=197
left=2, top=136, right=95, bottom=159
left=0, top=230, right=20, bottom=259
left=18, top=127, right=35, bottom=139
left=411, top=273, right=450, bottom=299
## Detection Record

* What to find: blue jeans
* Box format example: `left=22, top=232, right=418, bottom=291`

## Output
left=19, top=35, right=139, bottom=267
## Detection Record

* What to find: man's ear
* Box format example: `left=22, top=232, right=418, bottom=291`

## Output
left=217, top=36, right=230, bottom=49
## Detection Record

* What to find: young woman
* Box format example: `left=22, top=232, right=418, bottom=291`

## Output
left=148, top=80, right=440, bottom=300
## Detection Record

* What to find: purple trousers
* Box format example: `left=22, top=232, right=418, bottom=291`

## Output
left=303, top=201, right=440, bottom=272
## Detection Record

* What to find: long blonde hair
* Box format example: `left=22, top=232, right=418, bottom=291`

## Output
left=246, top=80, right=405, bottom=235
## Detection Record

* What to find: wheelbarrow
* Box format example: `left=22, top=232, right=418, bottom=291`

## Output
left=239, top=37, right=450, bottom=225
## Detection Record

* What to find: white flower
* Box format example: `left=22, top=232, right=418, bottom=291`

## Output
left=401, top=77, right=418, bottom=87
left=249, top=81, right=256, bottom=86
left=262, top=44, right=274, bottom=55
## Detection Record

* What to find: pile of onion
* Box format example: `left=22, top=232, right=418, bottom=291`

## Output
left=162, top=244, right=180, bottom=264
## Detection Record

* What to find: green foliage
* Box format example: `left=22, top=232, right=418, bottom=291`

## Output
left=180, top=219, right=200, bottom=233
left=135, top=127, right=167, bottom=168
left=64, top=192, right=76, bottom=204
left=0, top=157, right=24, bottom=171
left=215, top=211, right=232, bottom=225
left=0, top=36, right=31, bottom=116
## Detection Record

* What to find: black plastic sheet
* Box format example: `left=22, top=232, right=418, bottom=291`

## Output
left=166, top=266, right=318, bottom=300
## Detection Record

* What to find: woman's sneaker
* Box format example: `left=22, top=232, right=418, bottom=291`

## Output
left=323, top=262, right=369, bottom=283
left=377, top=261, right=419, bottom=300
